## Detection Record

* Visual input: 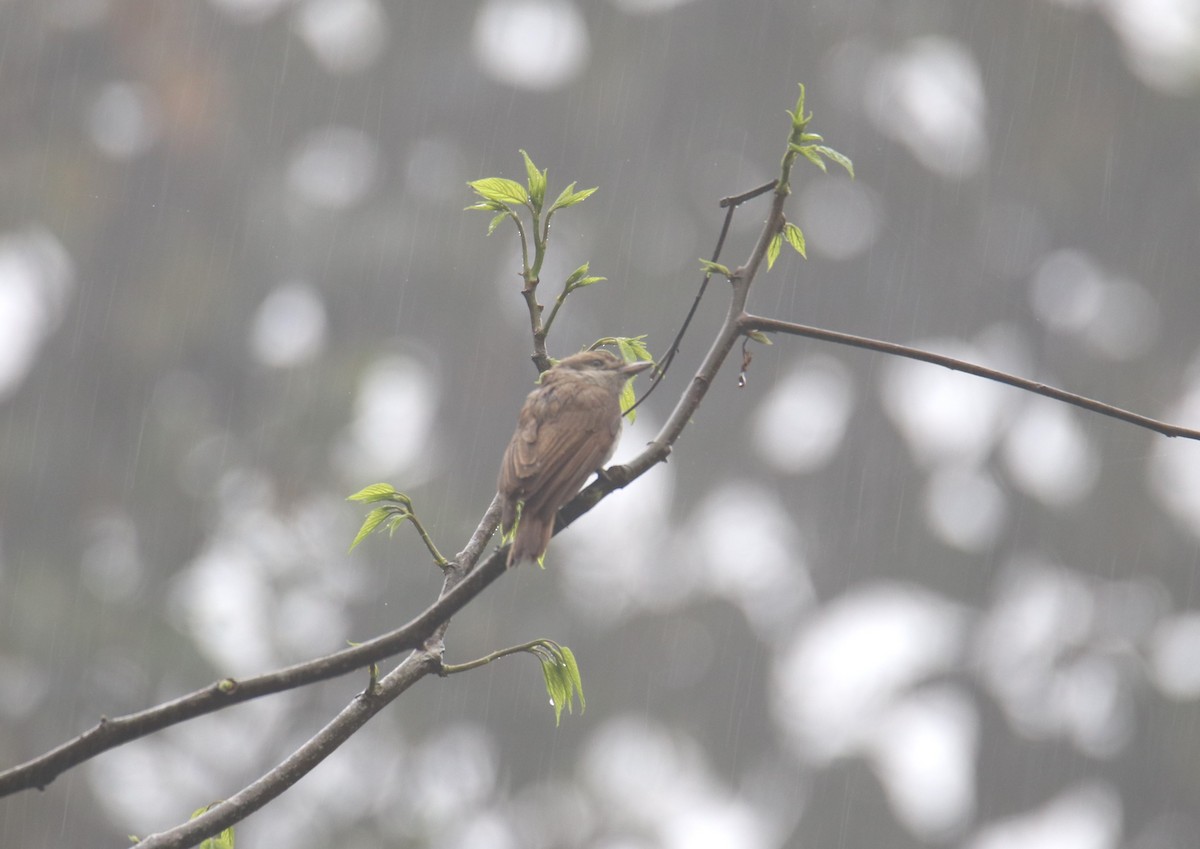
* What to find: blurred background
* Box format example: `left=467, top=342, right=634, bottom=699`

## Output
left=2, top=0, right=1200, bottom=846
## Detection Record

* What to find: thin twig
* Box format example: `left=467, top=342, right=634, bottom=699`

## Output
left=407, top=512, right=449, bottom=568
left=739, top=314, right=1200, bottom=441
left=625, top=179, right=777, bottom=415
left=440, top=639, right=556, bottom=675
left=719, top=179, right=778, bottom=208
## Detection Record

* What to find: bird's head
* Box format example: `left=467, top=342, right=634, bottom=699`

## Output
left=544, top=349, right=654, bottom=391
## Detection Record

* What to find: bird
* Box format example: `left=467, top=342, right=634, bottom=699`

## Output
left=498, top=349, right=653, bottom=566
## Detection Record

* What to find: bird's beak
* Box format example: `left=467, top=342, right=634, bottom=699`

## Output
left=620, top=360, right=655, bottom=376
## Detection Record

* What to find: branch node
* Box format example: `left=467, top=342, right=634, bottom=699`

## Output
left=362, top=663, right=381, bottom=697
left=598, top=464, right=632, bottom=488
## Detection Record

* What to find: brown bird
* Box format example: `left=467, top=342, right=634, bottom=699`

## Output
left=498, top=349, right=653, bottom=566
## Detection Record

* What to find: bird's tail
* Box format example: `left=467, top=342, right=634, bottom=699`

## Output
left=508, top=510, right=555, bottom=567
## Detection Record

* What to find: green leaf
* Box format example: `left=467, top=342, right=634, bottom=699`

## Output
left=520, top=149, right=547, bottom=210
left=698, top=258, right=732, bottom=278
left=790, top=82, right=810, bottom=128
left=549, top=182, right=597, bottom=211
left=563, top=262, right=605, bottom=293
left=784, top=222, right=807, bottom=258
left=814, top=144, right=855, bottom=177
left=747, top=330, right=774, bottom=345
left=464, top=200, right=507, bottom=212
left=766, top=232, right=783, bottom=270
left=537, top=644, right=584, bottom=725
left=549, top=181, right=577, bottom=210
left=559, top=646, right=584, bottom=714
left=190, top=804, right=235, bottom=849
left=347, top=483, right=398, bottom=504
left=614, top=335, right=653, bottom=424
left=541, top=657, right=569, bottom=725
left=347, top=483, right=412, bottom=511
left=568, top=186, right=597, bottom=204
left=386, top=513, right=410, bottom=537
left=591, top=335, right=647, bottom=359
left=613, top=335, right=651, bottom=364
left=619, top=380, right=637, bottom=424
left=349, top=507, right=390, bottom=552
left=564, top=262, right=590, bottom=288
left=487, top=211, right=510, bottom=236
left=200, top=827, right=235, bottom=849
left=797, top=145, right=829, bottom=172
left=468, top=177, right=529, bottom=206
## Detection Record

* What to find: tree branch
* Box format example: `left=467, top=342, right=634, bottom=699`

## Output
left=738, top=314, right=1200, bottom=441
left=129, top=498, right=506, bottom=848
left=133, top=649, right=440, bottom=849
left=0, top=499, right=505, bottom=797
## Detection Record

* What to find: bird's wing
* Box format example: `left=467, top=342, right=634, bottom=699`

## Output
left=500, top=382, right=619, bottom=518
